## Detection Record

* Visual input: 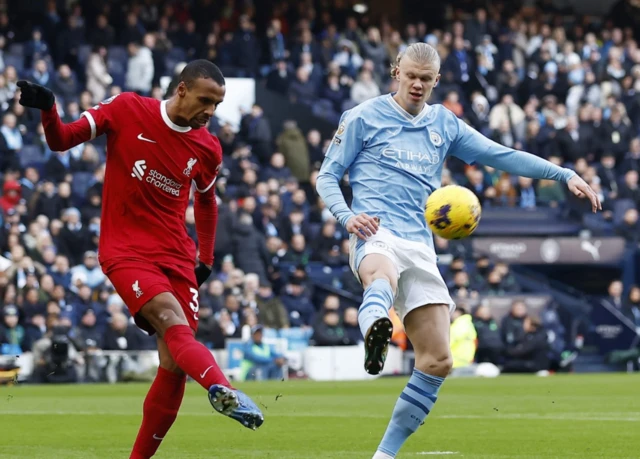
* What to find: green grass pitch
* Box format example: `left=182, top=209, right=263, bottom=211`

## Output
left=0, top=374, right=638, bottom=458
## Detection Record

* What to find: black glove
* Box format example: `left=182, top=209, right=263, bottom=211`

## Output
left=195, top=262, right=213, bottom=287
left=17, top=80, right=55, bottom=111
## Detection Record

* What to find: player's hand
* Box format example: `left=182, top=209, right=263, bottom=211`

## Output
left=195, top=262, right=213, bottom=287
left=17, top=80, right=55, bottom=111
left=346, top=213, right=379, bottom=240
left=567, top=175, right=601, bottom=213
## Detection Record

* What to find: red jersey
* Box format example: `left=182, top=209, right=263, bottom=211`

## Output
left=42, top=92, right=221, bottom=269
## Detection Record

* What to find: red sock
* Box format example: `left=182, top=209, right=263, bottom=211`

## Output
left=130, top=367, right=186, bottom=459
left=163, top=324, right=232, bottom=390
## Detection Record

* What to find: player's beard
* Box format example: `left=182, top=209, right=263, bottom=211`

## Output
left=191, top=117, right=209, bottom=129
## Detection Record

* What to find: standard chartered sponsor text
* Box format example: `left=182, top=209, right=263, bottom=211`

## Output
left=147, top=169, right=182, bottom=196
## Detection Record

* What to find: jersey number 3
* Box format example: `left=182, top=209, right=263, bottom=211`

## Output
left=189, top=287, right=199, bottom=321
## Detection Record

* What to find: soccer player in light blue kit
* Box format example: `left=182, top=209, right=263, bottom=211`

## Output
left=316, top=43, right=600, bottom=458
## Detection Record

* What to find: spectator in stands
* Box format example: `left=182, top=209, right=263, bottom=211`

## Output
left=620, top=137, right=640, bottom=174
left=240, top=324, right=285, bottom=381
left=89, top=14, right=115, bottom=48
left=231, top=213, right=269, bottom=282
left=0, top=180, right=20, bottom=214
left=311, top=308, right=352, bottom=346
left=73, top=308, right=103, bottom=350
left=443, top=91, right=464, bottom=118
left=24, top=28, right=49, bottom=69
left=196, top=303, right=226, bottom=349
left=494, top=262, right=520, bottom=293
left=262, top=152, right=291, bottom=183
left=311, top=220, right=340, bottom=261
left=450, top=307, right=478, bottom=370
left=465, top=168, right=495, bottom=205
left=200, top=279, right=224, bottom=313
left=604, top=280, right=625, bottom=310
left=501, top=300, right=528, bottom=348
left=58, top=208, right=90, bottom=265
left=70, top=250, right=105, bottom=289
left=52, top=64, right=77, bottom=104
left=516, top=176, right=537, bottom=209
left=103, top=312, right=151, bottom=351
left=0, top=304, right=24, bottom=352
left=343, top=307, right=362, bottom=344
left=350, top=68, right=380, bottom=105
left=289, top=66, right=317, bottom=105
left=472, top=304, right=503, bottom=365
left=281, top=277, right=314, bottom=327
left=23, top=312, right=45, bottom=352
left=618, top=170, right=640, bottom=207
left=240, top=104, right=272, bottom=164
left=282, top=234, right=311, bottom=267
left=603, top=104, right=633, bottom=159
left=537, top=178, right=565, bottom=207
left=616, top=208, right=640, bottom=244
left=502, top=315, right=550, bottom=374
left=1, top=112, right=23, bottom=166
left=622, top=285, right=640, bottom=330
left=266, top=59, right=292, bottom=95
left=256, top=281, right=289, bottom=330
left=85, top=46, right=112, bottom=104
left=125, top=42, right=154, bottom=95
left=276, top=121, right=310, bottom=182
left=485, top=269, right=506, bottom=296
left=232, top=15, right=260, bottom=78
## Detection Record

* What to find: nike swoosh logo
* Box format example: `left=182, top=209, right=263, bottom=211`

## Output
left=137, top=133, right=156, bottom=143
left=153, top=434, right=164, bottom=440
left=200, top=365, right=214, bottom=379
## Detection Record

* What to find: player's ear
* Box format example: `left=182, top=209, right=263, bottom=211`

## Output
left=176, top=81, right=187, bottom=97
left=435, top=74, right=441, bottom=87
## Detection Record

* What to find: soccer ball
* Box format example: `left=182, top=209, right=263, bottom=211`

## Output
left=425, top=185, right=482, bottom=240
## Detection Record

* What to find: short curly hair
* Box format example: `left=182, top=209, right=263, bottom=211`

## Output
left=390, top=43, right=441, bottom=79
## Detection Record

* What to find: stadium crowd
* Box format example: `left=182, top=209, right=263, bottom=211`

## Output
left=1, top=0, right=640, bottom=381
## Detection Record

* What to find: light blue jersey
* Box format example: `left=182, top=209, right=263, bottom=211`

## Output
left=316, top=94, right=576, bottom=249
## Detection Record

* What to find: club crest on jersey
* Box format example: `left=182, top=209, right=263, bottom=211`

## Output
left=183, top=158, right=197, bottom=177
left=101, top=94, right=120, bottom=105
left=429, top=131, right=444, bottom=147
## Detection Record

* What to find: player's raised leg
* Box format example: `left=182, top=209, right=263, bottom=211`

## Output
left=358, top=254, right=397, bottom=375
left=373, top=304, right=451, bottom=459
left=130, top=337, right=186, bottom=459
left=140, top=293, right=264, bottom=430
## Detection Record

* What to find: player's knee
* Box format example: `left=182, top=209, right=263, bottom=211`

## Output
left=359, top=255, right=398, bottom=292
left=415, top=351, right=453, bottom=378
left=141, top=293, right=189, bottom=336
left=158, top=355, right=185, bottom=376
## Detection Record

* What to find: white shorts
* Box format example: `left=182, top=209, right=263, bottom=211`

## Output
left=349, top=227, right=456, bottom=321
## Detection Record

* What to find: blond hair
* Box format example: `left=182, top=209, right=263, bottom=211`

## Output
left=390, top=42, right=441, bottom=78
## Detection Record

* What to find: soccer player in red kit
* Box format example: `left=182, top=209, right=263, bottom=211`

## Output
left=17, top=60, right=263, bottom=458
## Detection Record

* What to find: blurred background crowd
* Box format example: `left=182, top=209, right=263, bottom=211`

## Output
left=1, top=0, right=640, bottom=383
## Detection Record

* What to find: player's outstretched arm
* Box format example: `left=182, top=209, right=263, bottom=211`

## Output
left=316, top=158, right=379, bottom=239
left=193, top=186, right=217, bottom=286
left=450, top=120, right=601, bottom=212
left=17, top=80, right=93, bottom=152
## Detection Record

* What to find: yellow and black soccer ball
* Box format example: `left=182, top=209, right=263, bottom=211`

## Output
left=425, top=185, right=482, bottom=239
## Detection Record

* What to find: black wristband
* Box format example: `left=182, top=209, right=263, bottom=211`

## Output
left=195, top=263, right=212, bottom=287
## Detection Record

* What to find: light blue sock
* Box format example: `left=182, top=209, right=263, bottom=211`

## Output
left=377, top=369, right=444, bottom=458
left=358, top=278, right=394, bottom=338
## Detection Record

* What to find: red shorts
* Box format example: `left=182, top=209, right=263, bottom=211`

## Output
left=101, top=259, right=199, bottom=334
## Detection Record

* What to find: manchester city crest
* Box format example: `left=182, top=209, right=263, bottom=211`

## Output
left=429, top=130, right=443, bottom=147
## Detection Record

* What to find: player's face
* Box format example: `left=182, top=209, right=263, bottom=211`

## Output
left=179, top=78, right=226, bottom=129
left=395, top=57, right=440, bottom=114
